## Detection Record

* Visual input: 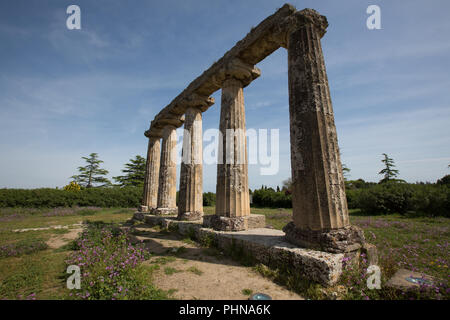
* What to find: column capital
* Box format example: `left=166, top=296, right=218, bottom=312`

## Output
left=295, top=9, right=328, bottom=37
left=183, top=94, right=215, bottom=112
left=212, top=58, right=261, bottom=88
left=144, top=127, right=162, bottom=139
left=170, top=94, right=215, bottom=115
left=273, top=9, right=328, bottom=48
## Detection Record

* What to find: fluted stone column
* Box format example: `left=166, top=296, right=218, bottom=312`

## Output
left=178, top=107, right=204, bottom=221
left=282, top=9, right=364, bottom=253
left=154, top=125, right=178, bottom=215
left=140, top=136, right=161, bottom=212
left=213, top=77, right=251, bottom=231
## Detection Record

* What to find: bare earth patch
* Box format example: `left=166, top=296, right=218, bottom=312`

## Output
left=138, top=228, right=303, bottom=300
left=46, top=226, right=83, bottom=249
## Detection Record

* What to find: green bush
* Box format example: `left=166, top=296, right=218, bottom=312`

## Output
left=252, top=189, right=292, bottom=208
left=66, top=222, right=168, bottom=300
left=203, top=192, right=216, bottom=206
left=356, top=182, right=449, bottom=217
left=409, top=184, right=450, bottom=217
left=346, top=189, right=360, bottom=209
left=0, top=187, right=143, bottom=208
left=357, top=182, right=413, bottom=215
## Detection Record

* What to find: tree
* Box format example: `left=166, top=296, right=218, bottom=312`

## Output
left=282, top=177, right=293, bottom=194
left=378, top=153, right=399, bottom=183
left=113, top=155, right=146, bottom=187
left=342, top=163, right=351, bottom=180
left=71, top=153, right=111, bottom=188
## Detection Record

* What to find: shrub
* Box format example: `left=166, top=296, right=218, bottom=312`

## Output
left=358, top=182, right=413, bottom=215
left=409, top=184, right=450, bottom=218
left=66, top=222, right=167, bottom=300
left=203, top=192, right=216, bottom=207
left=0, top=239, right=48, bottom=258
left=0, top=187, right=143, bottom=208
left=356, top=183, right=449, bottom=217
left=63, top=181, right=81, bottom=191
left=252, top=189, right=292, bottom=208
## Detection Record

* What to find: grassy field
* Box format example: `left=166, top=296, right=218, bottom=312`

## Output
left=0, top=206, right=448, bottom=300
left=0, top=207, right=135, bottom=299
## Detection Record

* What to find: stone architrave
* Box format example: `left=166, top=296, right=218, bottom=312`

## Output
left=140, top=136, right=161, bottom=212
left=282, top=9, right=364, bottom=253
left=178, top=107, right=204, bottom=221
left=154, top=125, right=178, bottom=215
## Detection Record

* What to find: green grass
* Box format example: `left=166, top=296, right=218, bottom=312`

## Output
left=203, top=206, right=450, bottom=300
left=1, top=206, right=449, bottom=300
left=187, top=266, right=203, bottom=276
left=164, top=267, right=181, bottom=275
left=0, top=250, right=68, bottom=299
left=241, top=288, right=253, bottom=296
left=0, top=207, right=136, bottom=300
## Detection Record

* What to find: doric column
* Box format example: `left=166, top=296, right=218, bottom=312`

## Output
left=282, top=9, right=364, bottom=253
left=178, top=107, right=204, bottom=221
left=154, top=124, right=178, bottom=215
left=211, top=60, right=260, bottom=231
left=140, top=136, right=161, bottom=212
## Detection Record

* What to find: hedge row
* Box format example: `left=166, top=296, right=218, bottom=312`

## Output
left=347, top=183, right=450, bottom=217
left=0, top=187, right=143, bottom=208
left=1, top=183, right=449, bottom=217
left=0, top=187, right=218, bottom=209
left=251, top=183, right=449, bottom=217
left=251, top=189, right=292, bottom=208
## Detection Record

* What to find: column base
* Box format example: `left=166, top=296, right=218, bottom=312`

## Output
left=207, top=215, right=248, bottom=231
left=282, top=222, right=365, bottom=253
left=152, top=207, right=178, bottom=215
left=138, top=205, right=149, bottom=212
left=178, top=211, right=203, bottom=221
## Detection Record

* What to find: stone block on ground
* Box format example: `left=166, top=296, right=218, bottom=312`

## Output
left=385, top=269, right=436, bottom=292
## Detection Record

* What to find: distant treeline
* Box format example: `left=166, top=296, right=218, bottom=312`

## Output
left=0, top=179, right=449, bottom=217
left=0, top=187, right=218, bottom=209
left=250, top=179, right=449, bottom=218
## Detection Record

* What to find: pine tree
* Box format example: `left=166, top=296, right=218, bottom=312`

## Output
left=378, top=153, right=399, bottom=183
left=342, top=163, right=351, bottom=180
left=71, top=153, right=111, bottom=188
left=113, top=155, right=146, bottom=187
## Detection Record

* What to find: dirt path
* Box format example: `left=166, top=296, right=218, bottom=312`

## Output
left=134, top=227, right=303, bottom=300
left=46, top=225, right=83, bottom=249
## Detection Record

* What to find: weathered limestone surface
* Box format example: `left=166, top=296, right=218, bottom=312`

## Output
left=203, top=214, right=266, bottom=230
left=178, top=107, right=205, bottom=221
left=141, top=137, right=161, bottom=212
left=283, top=9, right=364, bottom=252
left=214, top=70, right=258, bottom=231
left=154, top=125, right=178, bottom=215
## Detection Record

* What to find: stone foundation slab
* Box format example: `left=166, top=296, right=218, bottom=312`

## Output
left=138, top=214, right=345, bottom=286
left=152, top=207, right=178, bottom=215
left=177, top=211, right=203, bottom=221
left=202, top=214, right=266, bottom=231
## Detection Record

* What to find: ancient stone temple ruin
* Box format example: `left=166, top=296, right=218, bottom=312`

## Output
left=135, top=4, right=371, bottom=285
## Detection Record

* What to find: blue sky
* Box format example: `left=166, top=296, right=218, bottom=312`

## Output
left=0, top=0, right=449, bottom=191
